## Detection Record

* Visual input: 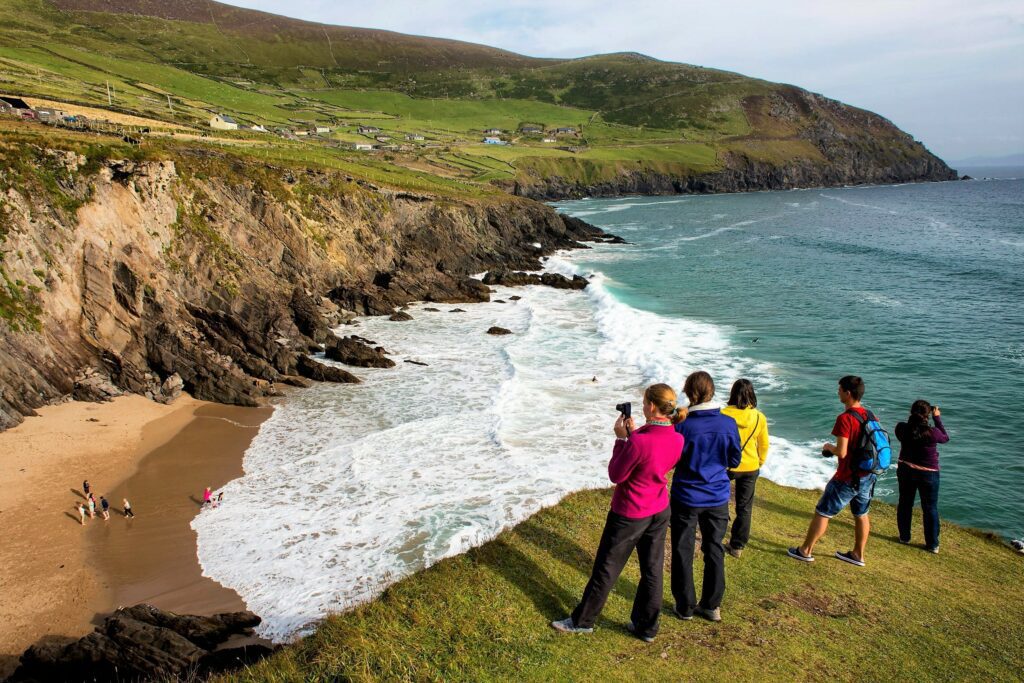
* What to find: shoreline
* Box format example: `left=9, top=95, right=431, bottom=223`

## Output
left=0, top=395, right=271, bottom=678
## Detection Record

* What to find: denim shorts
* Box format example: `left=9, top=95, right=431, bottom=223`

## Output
left=815, top=474, right=877, bottom=518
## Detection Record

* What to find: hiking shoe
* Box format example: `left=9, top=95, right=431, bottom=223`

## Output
left=671, top=606, right=693, bottom=621
left=897, top=538, right=911, bottom=545
left=550, top=617, right=593, bottom=634
left=927, top=546, right=940, bottom=555
left=695, top=606, right=722, bottom=623
left=835, top=550, right=866, bottom=567
left=626, top=621, right=655, bottom=643
left=787, top=547, right=814, bottom=562
left=724, top=543, right=743, bottom=559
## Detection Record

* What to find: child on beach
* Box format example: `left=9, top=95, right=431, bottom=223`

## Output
left=202, top=487, right=212, bottom=507
left=100, top=496, right=110, bottom=521
left=87, top=496, right=96, bottom=519
left=123, top=498, right=134, bottom=518
left=77, top=503, right=86, bottom=525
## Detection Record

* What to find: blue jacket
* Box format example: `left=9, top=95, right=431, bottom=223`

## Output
left=672, top=407, right=742, bottom=507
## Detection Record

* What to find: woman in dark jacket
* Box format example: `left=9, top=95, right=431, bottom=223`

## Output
left=670, top=371, right=741, bottom=623
left=895, top=400, right=949, bottom=553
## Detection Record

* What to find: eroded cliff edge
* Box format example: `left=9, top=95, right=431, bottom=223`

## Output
left=0, top=145, right=606, bottom=429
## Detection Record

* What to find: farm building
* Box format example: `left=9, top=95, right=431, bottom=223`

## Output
left=210, top=114, right=238, bottom=130
left=375, top=135, right=392, bottom=142
left=483, top=137, right=506, bottom=145
left=35, top=107, right=66, bottom=122
left=542, top=137, right=557, bottom=143
left=352, top=143, right=374, bottom=151
left=484, top=128, right=502, bottom=135
left=358, top=125, right=380, bottom=134
left=405, top=133, right=425, bottom=141
left=313, top=125, right=331, bottom=134
left=555, top=127, right=577, bottom=134
left=248, top=124, right=269, bottom=133
left=520, top=125, right=543, bottom=134
left=0, top=96, right=31, bottom=111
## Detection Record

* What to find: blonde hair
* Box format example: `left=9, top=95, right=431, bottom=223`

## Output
left=644, top=383, right=687, bottom=425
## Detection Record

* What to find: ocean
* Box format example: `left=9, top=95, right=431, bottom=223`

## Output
left=193, top=171, right=1023, bottom=641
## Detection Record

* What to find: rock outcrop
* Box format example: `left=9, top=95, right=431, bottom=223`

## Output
left=324, top=336, right=396, bottom=369
left=7, top=604, right=271, bottom=682
left=0, top=146, right=611, bottom=429
left=482, top=270, right=589, bottom=290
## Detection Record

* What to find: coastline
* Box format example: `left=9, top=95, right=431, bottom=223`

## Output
left=0, top=395, right=271, bottom=678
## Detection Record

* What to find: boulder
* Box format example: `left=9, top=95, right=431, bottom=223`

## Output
left=8, top=605, right=269, bottom=683
left=388, top=311, right=413, bottom=321
left=296, top=355, right=361, bottom=383
left=324, top=336, right=396, bottom=368
left=448, top=308, right=466, bottom=313
left=486, top=327, right=512, bottom=336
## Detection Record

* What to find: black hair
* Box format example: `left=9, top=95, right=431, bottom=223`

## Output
left=727, top=379, right=758, bottom=409
left=907, top=400, right=932, bottom=443
left=838, top=375, right=865, bottom=401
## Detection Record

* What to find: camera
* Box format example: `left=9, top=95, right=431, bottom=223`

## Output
left=821, top=447, right=833, bottom=458
left=615, top=402, right=632, bottom=419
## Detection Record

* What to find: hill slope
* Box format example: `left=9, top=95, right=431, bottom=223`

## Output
left=0, top=0, right=956, bottom=197
left=218, top=481, right=1024, bottom=681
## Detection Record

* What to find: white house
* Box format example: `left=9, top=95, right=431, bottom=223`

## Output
left=484, top=128, right=502, bottom=135
left=483, top=137, right=506, bottom=145
left=313, top=125, right=331, bottom=134
left=542, top=137, right=557, bottom=143
left=358, top=125, right=380, bottom=134
left=353, top=143, right=374, bottom=151
left=248, top=124, right=268, bottom=133
left=405, top=133, right=425, bottom=141
left=210, top=114, right=238, bottom=130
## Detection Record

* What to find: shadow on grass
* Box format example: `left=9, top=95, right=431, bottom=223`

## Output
left=478, top=539, right=577, bottom=620
left=755, top=497, right=812, bottom=523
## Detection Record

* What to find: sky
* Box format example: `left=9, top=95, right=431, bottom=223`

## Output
left=230, top=0, right=1024, bottom=162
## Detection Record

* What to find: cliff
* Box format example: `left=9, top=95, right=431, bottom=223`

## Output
left=0, top=142, right=606, bottom=430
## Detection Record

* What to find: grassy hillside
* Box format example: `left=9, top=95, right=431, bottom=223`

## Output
left=0, top=0, right=953, bottom=195
left=218, top=480, right=1023, bottom=681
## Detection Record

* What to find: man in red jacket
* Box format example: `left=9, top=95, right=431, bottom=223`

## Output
left=788, top=375, right=876, bottom=567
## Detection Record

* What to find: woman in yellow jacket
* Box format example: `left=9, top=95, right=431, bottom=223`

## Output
left=721, top=379, right=769, bottom=558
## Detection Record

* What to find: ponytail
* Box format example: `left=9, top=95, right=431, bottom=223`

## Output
left=671, top=406, right=688, bottom=425
left=908, top=400, right=932, bottom=443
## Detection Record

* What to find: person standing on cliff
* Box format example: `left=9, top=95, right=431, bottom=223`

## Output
left=788, top=375, right=876, bottom=567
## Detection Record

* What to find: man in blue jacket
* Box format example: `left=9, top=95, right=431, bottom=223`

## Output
left=671, top=371, right=742, bottom=623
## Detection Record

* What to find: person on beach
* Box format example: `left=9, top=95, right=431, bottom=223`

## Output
left=99, top=496, right=110, bottom=521
left=82, top=480, right=90, bottom=497
left=788, top=375, right=876, bottom=567
left=551, top=384, right=685, bottom=642
left=77, top=503, right=87, bottom=525
left=216, top=492, right=224, bottom=507
left=721, top=379, right=770, bottom=558
left=87, top=496, right=96, bottom=519
left=670, top=371, right=742, bottom=623
left=202, top=487, right=212, bottom=507
left=123, top=498, right=134, bottom=518
left=895, top=401, right=949, bottom=553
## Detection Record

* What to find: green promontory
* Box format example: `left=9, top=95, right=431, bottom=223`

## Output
left=222, top=480, right=1023, bottom=682
left=0, top=0, right=956, bottom=198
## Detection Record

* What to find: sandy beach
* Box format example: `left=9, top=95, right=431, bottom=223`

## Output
left=0, top=395, right=271, bottom=678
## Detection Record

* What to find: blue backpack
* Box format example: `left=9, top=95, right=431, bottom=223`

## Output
left=848, top=409, right=892, bottom=475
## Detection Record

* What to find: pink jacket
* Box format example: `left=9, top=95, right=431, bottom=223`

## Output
left=609, top=424, right=684, bottom=518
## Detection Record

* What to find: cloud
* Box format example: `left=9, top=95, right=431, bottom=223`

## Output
left=229, top=0, right=1024, bottom=160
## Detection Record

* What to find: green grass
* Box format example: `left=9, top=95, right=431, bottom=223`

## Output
left=220, top=480, right=1024, bottom=682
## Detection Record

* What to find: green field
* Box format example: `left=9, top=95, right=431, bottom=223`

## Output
left=218, top=480, right=1024, bottom=682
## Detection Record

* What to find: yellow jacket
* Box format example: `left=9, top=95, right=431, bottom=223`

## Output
left=722, top=405, right=769, bottom=473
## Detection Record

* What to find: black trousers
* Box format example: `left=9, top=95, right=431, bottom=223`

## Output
left=670, top=501, right=729, bottom=613
left=728, top=470, right=759, bottom=550
left=896, top=463, right=941, bottom=550
left=571, top=507, right=670, bottom=638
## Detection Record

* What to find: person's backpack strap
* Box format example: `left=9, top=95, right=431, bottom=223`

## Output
left=845, top=408, right=868, bottom=489
left=740, top=413, right=760, bottom=453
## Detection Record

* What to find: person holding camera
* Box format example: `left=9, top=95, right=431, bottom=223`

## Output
left=551, top=384, right=685, bottom=642
left=670, top=371, right=742, bottom=623
left=721, top=379, right=770, bottom=558
left=895, top=401, right=949, bottom=553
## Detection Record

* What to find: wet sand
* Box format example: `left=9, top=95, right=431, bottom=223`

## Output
left=0, top=396, right=271, bottom=678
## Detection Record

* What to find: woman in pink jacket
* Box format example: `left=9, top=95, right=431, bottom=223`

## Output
left=551, top=383, right=685, bottom=642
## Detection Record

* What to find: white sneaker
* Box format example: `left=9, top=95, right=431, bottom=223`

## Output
left=550, top=617, right=593, bottom=634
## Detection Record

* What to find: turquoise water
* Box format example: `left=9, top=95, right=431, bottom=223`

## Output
left=553, top=174, right=1024, bottom=540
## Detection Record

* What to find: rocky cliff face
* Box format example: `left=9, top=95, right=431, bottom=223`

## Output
left=510, top=89, right=959, bottom=200
left=0, top=146, right=606, bottom=430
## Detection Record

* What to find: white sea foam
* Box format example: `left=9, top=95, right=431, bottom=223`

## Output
left=820, top=193, right=898, bottom=214
left=194, top=250, right=824, bottom=642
